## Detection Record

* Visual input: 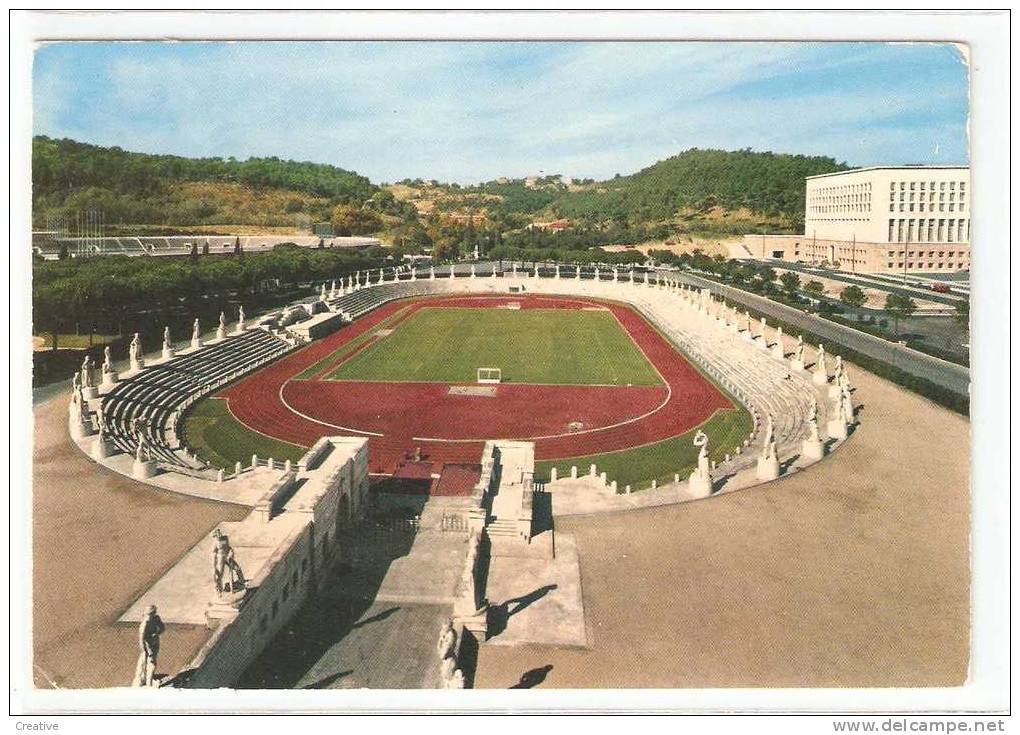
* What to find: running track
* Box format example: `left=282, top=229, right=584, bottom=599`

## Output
left=220, top=294, right=732, bottom=474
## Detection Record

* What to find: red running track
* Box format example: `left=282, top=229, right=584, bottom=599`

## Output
left=219, top=294, right=732, bottom=474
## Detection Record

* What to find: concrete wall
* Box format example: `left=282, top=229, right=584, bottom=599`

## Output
left=741, top=233, right=972, bottom=274
left=179, top=438, right=369, bottom=688
left=184, top=523, right=315, bottom=688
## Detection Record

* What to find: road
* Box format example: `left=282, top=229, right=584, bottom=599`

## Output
left=772, top=261, right=966, bottom=306
left=677, top=272, right=970, bottom=397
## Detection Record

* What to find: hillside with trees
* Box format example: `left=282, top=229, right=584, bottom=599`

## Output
left=548, top=148, right=849, bottom=231
left=32, top=136, right=378, bottom=230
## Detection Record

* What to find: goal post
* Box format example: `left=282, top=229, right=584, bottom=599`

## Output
left=476, top=367, right=502, bottom=384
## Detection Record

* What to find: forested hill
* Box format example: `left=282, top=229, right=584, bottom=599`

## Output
left=32, top=136, right=378, bottom=228
left=549, top=148, right=850, bottom=227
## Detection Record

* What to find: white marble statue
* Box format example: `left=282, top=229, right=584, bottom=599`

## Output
left=762, top=415, right=774, bottom=450
left=163, top=327, right=172, bottom=350
left=80, top=354, right=94, bottom=388
left=439, top=656, right=457, bottom=684
left=192, top=319, right=201, bottom=343
left=130, top=332, right=144, bottom=367
left=102, top=345, right=114, bottom=375
left=320, top=283, right=327, bottom=301
left=237, top=305, right=245, bottom=332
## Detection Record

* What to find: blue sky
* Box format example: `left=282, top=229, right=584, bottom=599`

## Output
left=33, top=41, right=969, bottom=184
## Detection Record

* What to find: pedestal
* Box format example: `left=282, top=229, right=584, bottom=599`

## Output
left=162, top=347, right=175, bottom=361
left=69, top=414, right=94, bottom=440
left=205, top=591, right=247, bottom=629
left=801, top=437, right=825, bottom=461
left=812, top=368, right=828, bottom=386
left=132, top=458, right=158, bottom=480
left=687, top=472, right=712, bottom=498
left=100, top=373, right=119, bottom=391
left=756, top=455, right=780, bottom=482
left=771, top=343, right=785, bottom=360
left=827, top=419, right=848, bottom=442
left=790, top=359, right=805, bottom=372
left=453, top=606, right=489, bottom=642
left=81, top=386, right=99, bottom=400
left=191, top=338, right=202, bottom=350
left=130, top=357, right=145, bottom=372
left=828, top=383, right=842, bottom=400
left=216, top=327, right=227, bottom=340
left=92, top=434, right=115, bottom=460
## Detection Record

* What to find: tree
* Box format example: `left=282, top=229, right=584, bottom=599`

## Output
left=953, top=299, right=970, bottom=335
left=884, top=293, right=917, bottom=336
left=331, top=204, right=382, bottom=236
left=804, top=280, right=825, bottom=295
left=840, top=285, right=867, bottom=311
left=779, top=271, right=800, bottom=296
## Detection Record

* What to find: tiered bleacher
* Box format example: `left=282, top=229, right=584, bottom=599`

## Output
left=101, top=328, right=292, bottom=470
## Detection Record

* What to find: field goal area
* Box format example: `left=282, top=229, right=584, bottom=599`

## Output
left=476, top=367, right=502, bottom=384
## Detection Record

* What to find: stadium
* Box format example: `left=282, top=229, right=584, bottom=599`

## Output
left=65, top=263, right=852, bottom=688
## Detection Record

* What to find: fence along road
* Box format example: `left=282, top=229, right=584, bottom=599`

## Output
left=675, top=271, right=970, bottom=398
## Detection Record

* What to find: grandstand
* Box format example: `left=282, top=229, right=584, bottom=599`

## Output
left=100, top=329, right=292, bottom=471
left=33, top=234, right=381, bottom=260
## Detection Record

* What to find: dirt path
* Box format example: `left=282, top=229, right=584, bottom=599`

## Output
left=474, top=364, right=970, bottom=688
left=32, top=392, right=249, bottom=689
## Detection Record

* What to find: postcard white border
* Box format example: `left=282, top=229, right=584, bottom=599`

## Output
left=8, top=9, right=1010, bottom=717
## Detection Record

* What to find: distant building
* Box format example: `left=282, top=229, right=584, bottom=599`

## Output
left=526, top=218, right=570, bottom=232
left=560, top=175, right=573, bottom=187
left=745, top=166, right=971, bottom=273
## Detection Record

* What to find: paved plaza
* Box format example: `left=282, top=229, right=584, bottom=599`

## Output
left=32, top=392, right=249, bottom=689
left=474, top=364, right=970, bottom=688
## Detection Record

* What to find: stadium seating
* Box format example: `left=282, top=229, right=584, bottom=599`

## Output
left=100, top=328, right=292, bottom=469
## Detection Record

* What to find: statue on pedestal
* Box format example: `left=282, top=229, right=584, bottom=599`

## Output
left=237, top=305, right=245, bottom=332
left=103, top=346, right=114, bottom=375
left=134, top=604, right=165, bottom=687
left=320, top=283, right=327, bottom=301
left=693, top=430, right=710, bottom=476
left=794, top=337, right=804, bottom=363
left=192, top=319, right=201, bottom=343
left=163, top=326, right=172, bottom=351
left=212, top=529, right=246, bottom=596
left=130, top=332, right=144, bottom=367
left=80, top=354, right=95, bottom=388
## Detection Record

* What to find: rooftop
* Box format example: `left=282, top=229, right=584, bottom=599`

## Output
left=807, top=165, right=969, bottom=180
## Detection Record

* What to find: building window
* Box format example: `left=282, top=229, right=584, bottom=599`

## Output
left=888, top=220, right=896, bottom=241
left=947, top=220, right=955, bottom=242
left=960, top=181, right=966, bottom=191
left=887, top=262, right=894, bottom=269
left=919, top=202, right=925, bottom=212
left=897, top=220, right=905, bottom=242
left=940, top=182, right=946, bottom=191
left=958, top=220, right=965, bottom=241
left=910, top=182, right=915, bottom=190
left=900, top=182, right=906, bottom=190
left=950, top=181, right=955, bottom=190
left=899, top=204, right=905, bottom=212
left=938, top=220, right=946, bottom=241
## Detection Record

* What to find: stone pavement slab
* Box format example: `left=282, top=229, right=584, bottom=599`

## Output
left=484, top=533, right=586, bottom=648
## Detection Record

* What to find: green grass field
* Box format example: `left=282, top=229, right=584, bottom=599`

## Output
left=325, top=307, right=662, bottom=385
left=534, top=408, right=753, bottom=491
left=180, top=398, right=308, bottom=468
